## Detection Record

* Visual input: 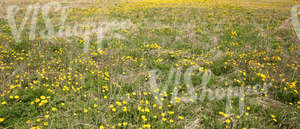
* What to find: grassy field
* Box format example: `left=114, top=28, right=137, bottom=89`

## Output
left=0, top=0, right=299, bottom=128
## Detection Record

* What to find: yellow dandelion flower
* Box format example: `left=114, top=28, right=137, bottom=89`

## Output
left=141, top=115, right=147, bottom=121
left=40, top=96, right=46, bottom=100
left=246, top=106, right=251, bottom=110
left=1, top=101, right=7, bottom=105
left=271, top=114, right=276, bottom=118
left=143, top=124, right=151, bottom=129
left=14, top=95, right=19, bottom=99
left=0, top=118, right=5, bottom=123
left=51, top=107, right=58, bottom=111
left=225, top=119, right=230, bottom=124
left=117, top=123, right=122, bottom=127
left=245, top=112, right=249, bottom=116
left=116, top=101, right=122, bottom=106
left=178, top=116, right=184, bottom=120
left=99, top=125, right=104, bottom=129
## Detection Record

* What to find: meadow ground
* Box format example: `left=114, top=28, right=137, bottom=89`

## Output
left=0, top=0, right=299, bottom=128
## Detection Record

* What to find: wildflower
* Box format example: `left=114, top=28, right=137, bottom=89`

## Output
left=145, top=108, right=150, bottom=112
left=246, top=106, right=251, bottom=110
left=123, top=122, right=127, bottom=126
left=35, top=98, right=40, bottom=103
left=288, top=81, right=297, bottom=88
left=271, top=114, right=276, bottom=118
left=94, top=104, right=98, bottom=108
left=143, top=124, right=151, bottom=129
left=219, top=112, right=228, bottom=117
left=26, top=120, right=31, bottom=124
left=109, top=105, right=114, bottom=108
left=44, top=122, right=48, bottom=126
left=245, top=112, right=249, bottom=116
left=153, top=104, right=157, bottom=108
left=225, top=119, right=230, bottom=124
left=123, top=107, right=127, bottom=112
left=116, top=101, right=122, bottom=106
left=0, top=118, right=4, bottom=122
left=168, top=111, right=174, bottom=115
left=84, top=109, right=88, bottom=113
left=178, top=116, right=184, bottom=120
left=117, top=123, right=122, bottom=127
left=40, top=96, right=46, bottom=100
left=14, top=95, right=19, bottom=99
left=141, top=115, right=147, bottom=121
left=169, top=119, right=174, bottom=123
left=132, top=92, right=136, bottom=96
left=1, top=101, right=7, bottom=105
left=51, top=107, right=58, bottom=111
left=99, top=125, right=104, bottom=129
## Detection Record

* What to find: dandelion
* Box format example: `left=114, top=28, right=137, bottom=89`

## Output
left=178, top=116, right=184, bottom=120
left=271, top=114, right=276, bottom=118
left=1, top=101, right=7, bottom=105
left=143, top=124, right=151, bottom=129
left=40, top=96, right=46, bottom=100
left=14, top=95, right=19, bottom=99
left=141, top=115, right=147, bottom=121
left=0, top=118, right=5, bottom=123
left=245, top=112, right=249, bottom=116
left=94, top=104, right=98, bottom=108
left=99, top=125, right=104, bottom=129
left=169, top=119, right=174, bottom=123
left=246, top=106, right=251, bottom=110
left=116, top=101, right=122, bottom=106
left=117, top=123, right=122, bottom=127
left=84, top=109, right=88, bottom=113
left=225, top=119, right=230, bottom=124
left=123, top=107, right=127, bottom=112
left=51, top=107, right=58, bottom=111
